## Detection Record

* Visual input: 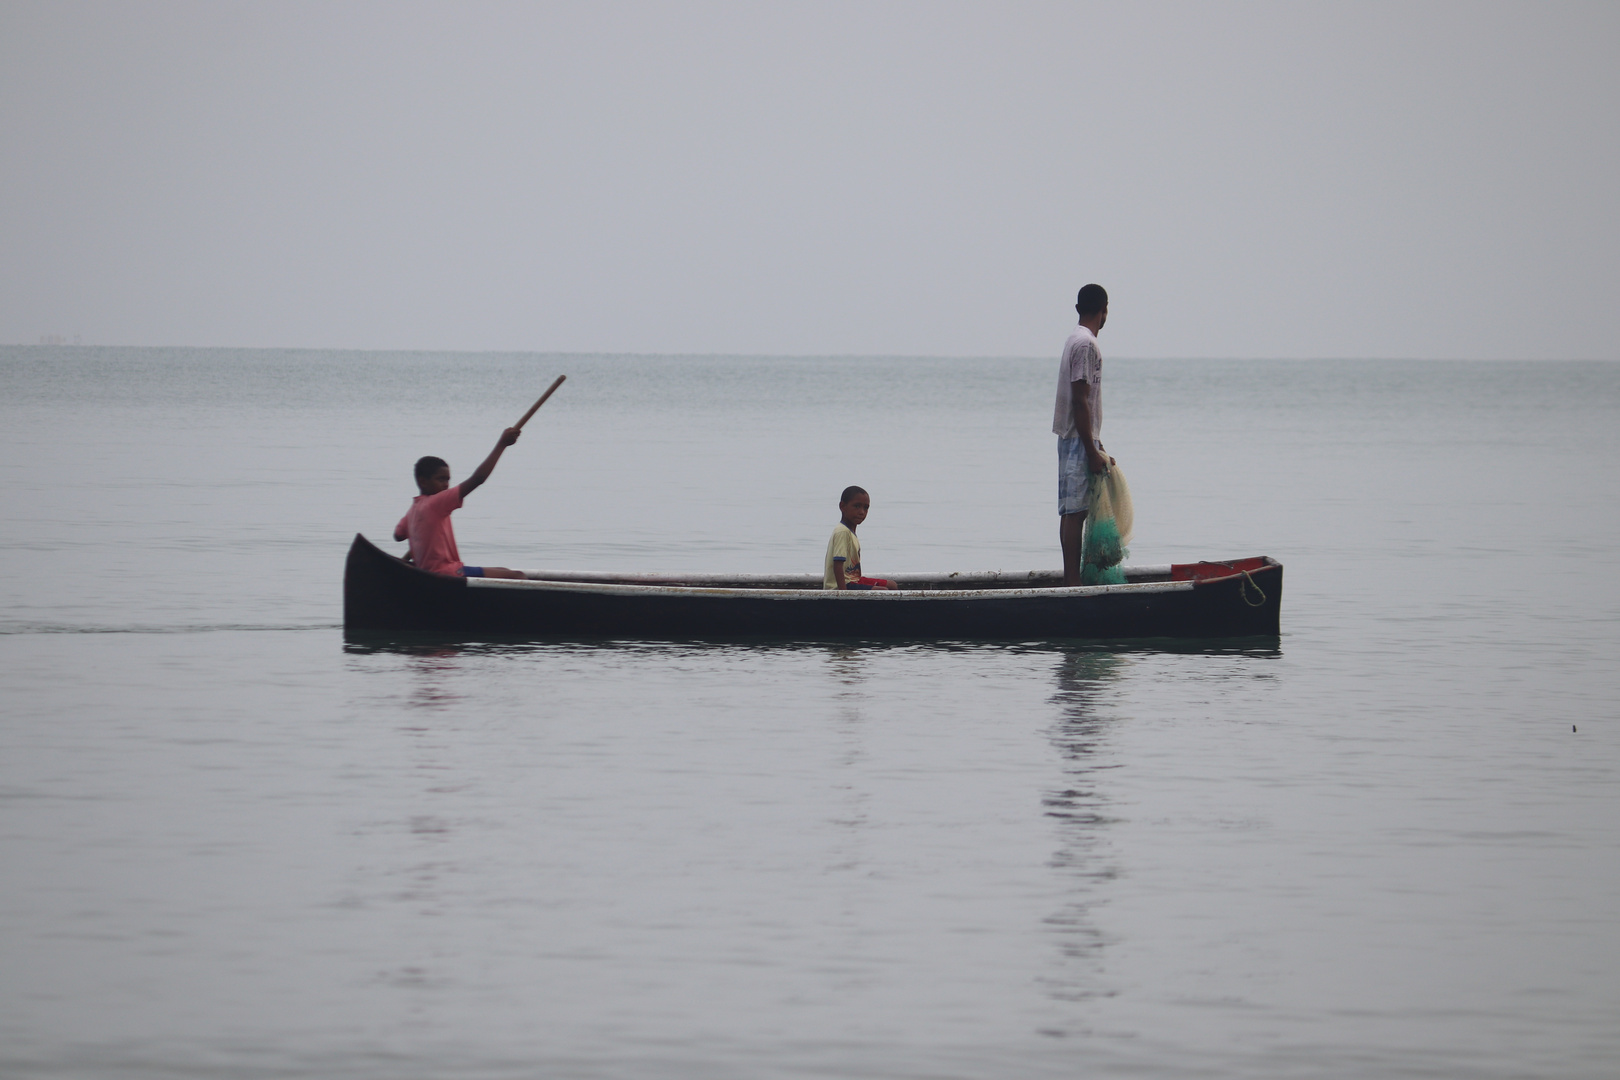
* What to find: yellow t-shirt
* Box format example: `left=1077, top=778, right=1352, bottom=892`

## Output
left=823, top=523, right=862, bottom=589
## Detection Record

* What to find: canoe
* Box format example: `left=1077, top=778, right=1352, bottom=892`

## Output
left=343, top=533, right=1282, bottom=640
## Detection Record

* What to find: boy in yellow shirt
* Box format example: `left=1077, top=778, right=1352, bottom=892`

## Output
left=824, top=486, right=897, bottom=590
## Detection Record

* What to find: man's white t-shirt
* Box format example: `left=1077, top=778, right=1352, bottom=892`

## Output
left=1053, top=324, right=1102, bottom=441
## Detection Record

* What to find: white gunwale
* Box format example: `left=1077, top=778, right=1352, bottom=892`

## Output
left=466, top=576, right=1196, bottom=601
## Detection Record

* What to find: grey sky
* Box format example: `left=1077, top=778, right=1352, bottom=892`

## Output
left=2, top=1, right=1616, bottom=358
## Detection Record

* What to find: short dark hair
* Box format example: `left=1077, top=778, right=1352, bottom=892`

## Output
left=414, top=455, right=448, bottom=481
left=840, top=485, right=868, bottom=504
left=1076, top=284, right=1108, bottom=317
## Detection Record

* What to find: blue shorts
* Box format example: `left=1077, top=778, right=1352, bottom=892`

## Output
left=459, top=566, right=485, bottom=577
left=1057, top=437, right=1091, bottom=515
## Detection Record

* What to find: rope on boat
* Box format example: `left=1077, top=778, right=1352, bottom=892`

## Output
left=1199, top=561, right=1268, bottom=608
left=1237, top=569, right=1267, bottom=607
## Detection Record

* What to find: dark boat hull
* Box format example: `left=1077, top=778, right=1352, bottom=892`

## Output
left=343, top=534, right=1281, bottom=640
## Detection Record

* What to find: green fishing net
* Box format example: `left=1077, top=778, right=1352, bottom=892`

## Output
left=1081, top=463, right=1134, bottom=585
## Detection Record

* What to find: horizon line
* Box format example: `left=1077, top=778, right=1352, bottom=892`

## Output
left=2, top=343, right=1615, bottom=364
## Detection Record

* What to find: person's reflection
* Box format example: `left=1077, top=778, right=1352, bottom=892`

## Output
left=1040, top=647, right=1125, bottom=1011
left=360, top=644, right=477, bottom=958
left=823, top=644, right=866, bottom=687
left=403, top=647, right=468, bottom=712
left=821, top=645, right=870, bottom=872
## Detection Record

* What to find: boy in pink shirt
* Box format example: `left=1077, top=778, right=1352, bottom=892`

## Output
left=395, top=426, right=526, bottom=579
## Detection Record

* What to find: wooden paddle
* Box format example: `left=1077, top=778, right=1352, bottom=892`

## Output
left=514, top=375, right=566, bottom=429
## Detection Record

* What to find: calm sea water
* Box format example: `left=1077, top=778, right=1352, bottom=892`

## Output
left=2, top=348, right=1617, bottom=1079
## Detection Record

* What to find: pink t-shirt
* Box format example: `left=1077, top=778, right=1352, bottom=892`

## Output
left=394, top=485, right=465, bottom=575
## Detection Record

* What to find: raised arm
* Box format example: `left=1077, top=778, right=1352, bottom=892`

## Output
left=459, top=427, right=522, bottom=498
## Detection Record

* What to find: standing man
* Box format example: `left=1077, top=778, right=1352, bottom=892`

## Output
left=1055, top=284, right=1114, bottom=586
